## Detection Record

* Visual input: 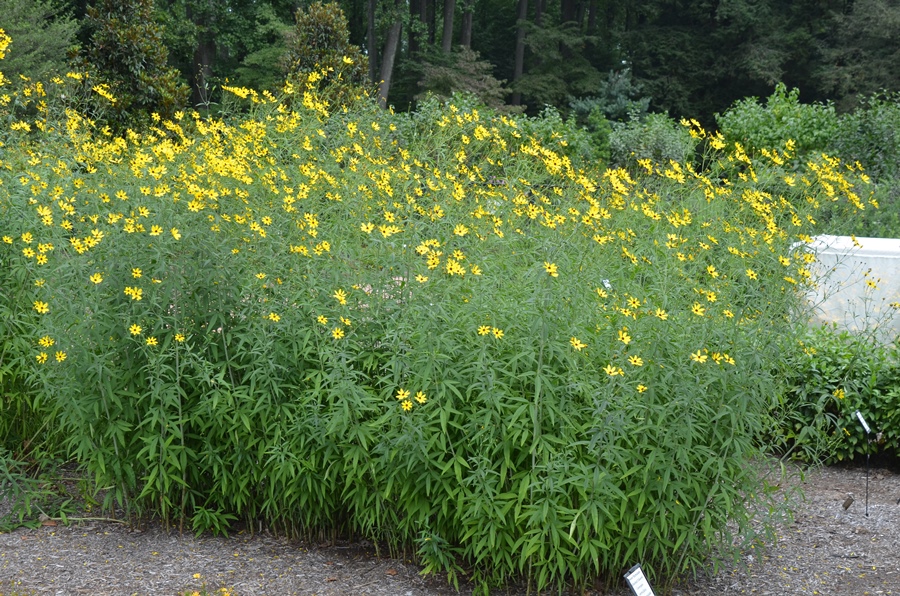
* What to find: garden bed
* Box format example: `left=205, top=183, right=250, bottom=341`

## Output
left=2, top=462, right=899, bottom=595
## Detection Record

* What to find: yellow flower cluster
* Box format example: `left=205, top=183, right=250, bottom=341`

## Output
left=395, top=388, right=428, bottom=412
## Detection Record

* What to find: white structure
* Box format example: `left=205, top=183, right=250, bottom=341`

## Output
left=802, top=235, right=900, bottom=343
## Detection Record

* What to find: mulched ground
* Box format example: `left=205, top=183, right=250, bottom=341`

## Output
left=1, top=462, right=899, bottom=595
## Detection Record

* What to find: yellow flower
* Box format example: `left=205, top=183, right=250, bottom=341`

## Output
left=145, top=337, right=158, bottom=346
left=333, top=288, right=347, bottom=305
left=256, top=273, right=266, bottom=280
left=396, top=388, right=410, bottom=401
left=129, top=324, right=142, bottom=336
left=477, top=325, right=491, bottom=336
left=401, top=399, right=413, bottom=412
left=268, top=312, right=280, bottom=322
left=617, top=327, right=631, bottom=345
left=492, top=327, right=504, bottom=339
left=627, top=355, right=644, bottom=367
left=570, top=337, right=587, bottom=351
left=415, top=275, right=428, bottom=283
left=636, top=384, right=648, bottom=393
left=175, top=333, right=185, bottom=342
left=38, top=335, right=55, bottom=347
left=834, top=388, right=845, bottom=400
left=690, top=350, right=708, bottom=363
left=543, top=262, right=558, bottom=277
left=654, top=308, right=668, bottom=320
left=723, top=310, right=734, bottom=319
left=150, top=225, right=162, bottom=236
left=706, top=265, right=719, bottom=278
left=33, top=301, right=49, bottom=314
left=90, top=273, right=103, bottom=284
left=171, top=228, right=181, bottom=240
left=360, top=222, right=375, bottom=233
left=124, top=287, right=143, bottom=301
left=332, top=327, right=344, bottom=339
left=603, top=364, right=624, bottom=377
left=317, top=315, right=328, bottom=325
left=746, top=268, right=758, bottom=280
left=453, top=224, right=469, bottom=236
left=691, top=303, right=705, bottom=316
left=415, top=391, right=427, bottom=404
left=132, top=268, right=142, bottom=278
left=36, top=352, right=48, bottom=364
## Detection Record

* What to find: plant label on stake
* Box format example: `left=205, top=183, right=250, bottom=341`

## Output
left=624, top=564, right=656, bottom=596
left=855, top=410, right=872, bottom=517
left=856, top=410, right=871, bottom=434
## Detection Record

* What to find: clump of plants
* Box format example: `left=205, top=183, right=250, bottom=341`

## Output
left=771, top=324, right=900, bottom=464
left=0, top=32, right=877, bottom=591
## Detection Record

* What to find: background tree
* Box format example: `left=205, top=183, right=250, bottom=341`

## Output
left=81, top=0, right=189, bottom=128
left=155, top=0, right=297, bottom=106
left=816, top=0, right=900, bottom=111
left=283, top=2, right=369, bottom=104
left=0, top=0, right=79, bottom=82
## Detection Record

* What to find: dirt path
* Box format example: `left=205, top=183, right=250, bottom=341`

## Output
left=1, top=463, right=899, bottom=595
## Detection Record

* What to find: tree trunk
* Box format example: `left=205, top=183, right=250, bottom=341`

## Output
left=441, top=0, right=455, bottom=52
left=377, top=16, right=402, bottom=108
left=367, top=0, right=378, bottom=83
left=534, top=0, right=544, bottom=27
left=426, top=0, right=436, bottom=44
left=511, top=0, right=528, bottom=105
left=187, top=2, right=216, bottom=107
left=587, top=0, right=598, bottom=34
left=561, top=0, right=577, bottom=24
left=459, top=0, right=473, bottom=47
left=193, top=38, right=215, bottom=106
left=410, top=0, right=422, bottom=55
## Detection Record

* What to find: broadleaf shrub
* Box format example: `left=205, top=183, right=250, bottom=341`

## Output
left=772, top=325, right=900, bottom=464
left=716, top=83, right=839, bottom=161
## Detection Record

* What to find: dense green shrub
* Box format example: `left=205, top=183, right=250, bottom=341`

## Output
left=608, top=112, right=699, bottom=169
left=772, top=325, right=900, bottom=463
left=716, top=83, right=839, bottom=161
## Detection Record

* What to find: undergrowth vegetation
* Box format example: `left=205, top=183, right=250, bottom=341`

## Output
left=772, top=325, right=900, bottom=464
left=0, top=28, right=882, bottom=592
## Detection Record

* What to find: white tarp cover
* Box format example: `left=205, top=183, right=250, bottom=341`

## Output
left=804, top=234, right=900, bottom=342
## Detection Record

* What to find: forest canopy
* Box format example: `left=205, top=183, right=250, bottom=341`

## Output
left=2, top=0, right=900, bottom=121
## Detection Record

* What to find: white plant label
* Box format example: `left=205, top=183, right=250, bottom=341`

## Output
left=624, top=564, right=656, bottom=596
left=856, top=410, right=871, bottom=434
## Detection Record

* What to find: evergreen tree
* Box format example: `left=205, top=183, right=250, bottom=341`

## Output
left=0, top=0, right=79, bottom=82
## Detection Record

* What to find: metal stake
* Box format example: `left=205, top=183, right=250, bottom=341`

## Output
left=856, top=410, right=871, bottom=518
